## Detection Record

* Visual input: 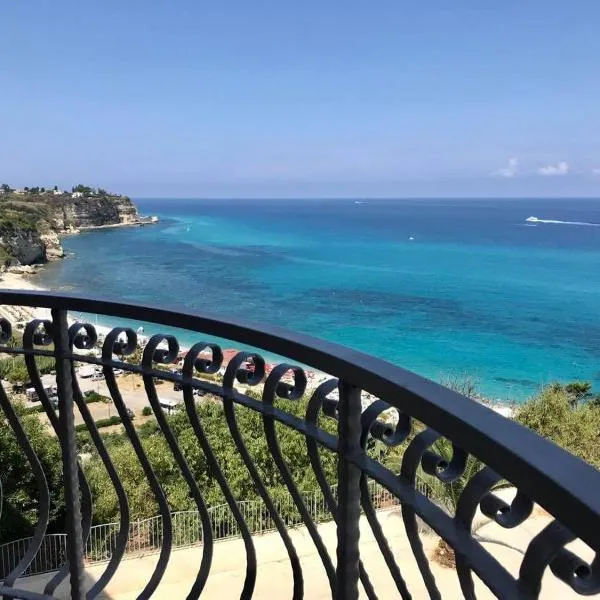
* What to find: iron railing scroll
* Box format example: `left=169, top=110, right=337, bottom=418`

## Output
left=0, top=290, right=598, bottom=599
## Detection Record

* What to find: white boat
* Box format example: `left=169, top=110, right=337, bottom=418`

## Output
left=525, top=216, right=539, bottom=222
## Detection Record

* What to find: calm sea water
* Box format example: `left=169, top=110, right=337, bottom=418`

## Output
left=35, top=198, right=600, bottom=401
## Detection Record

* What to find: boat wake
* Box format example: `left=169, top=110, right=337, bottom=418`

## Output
left=525, top=216, right=600, bottom=227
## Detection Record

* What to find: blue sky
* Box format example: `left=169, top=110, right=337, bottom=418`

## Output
left=1, top=1, right=599, bottom=197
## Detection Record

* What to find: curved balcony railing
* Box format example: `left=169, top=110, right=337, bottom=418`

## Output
left=0, top=290, right=599, bottom=599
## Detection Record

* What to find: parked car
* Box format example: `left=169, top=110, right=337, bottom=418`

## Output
left=113, top=369, right=124, bottom=377
left=91, top=372, right=104, bottom=381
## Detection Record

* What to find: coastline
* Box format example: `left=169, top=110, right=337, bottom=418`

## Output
left=60, top=217, right=159, bottom=236
left=0, top=270, right=50, bottom=323
left=0, top=268, right=516, bottom=417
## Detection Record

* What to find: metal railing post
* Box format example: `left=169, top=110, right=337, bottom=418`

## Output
left=52, top=308, right=85, bottom=599
left=335, top=380, right=362, bottom=599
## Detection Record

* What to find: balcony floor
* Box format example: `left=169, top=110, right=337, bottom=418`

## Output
left=15, top=499, right=593, bottom=599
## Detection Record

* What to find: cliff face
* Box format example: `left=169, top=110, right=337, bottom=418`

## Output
left=0, top=193, right=141, bottom=266
left=0, top=228, right=47, bottom=265
left=49, top=196, right=139, bottom=230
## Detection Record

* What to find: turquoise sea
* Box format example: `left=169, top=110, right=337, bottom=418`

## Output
left=35, top=198, right=600, bottom=402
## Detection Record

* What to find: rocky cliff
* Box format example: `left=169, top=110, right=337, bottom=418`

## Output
left=0, top=192, right=142, bottom=266
left=49, top=195, right=139, bottom=230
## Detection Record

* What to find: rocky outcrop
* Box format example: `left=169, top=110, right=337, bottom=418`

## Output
left=49, top=196, right=139, bottom=230
left=0, top=193, right=143, bottom=267
left=39, top=231, right=65, bottom=260
left=0, top=229, right=47, bottom=265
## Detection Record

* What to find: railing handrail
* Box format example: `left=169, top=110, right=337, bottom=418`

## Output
left=1, top=289, right=599, bottom=550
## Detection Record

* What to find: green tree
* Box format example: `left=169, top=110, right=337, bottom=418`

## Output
left=72, top=184, right=93, bottom=196
left=516, top=383, right=600, bottom=468
left=0, top=401, right=65, bottom=541
left=1, top=183, right=12, bottom=193
left=83, top=394, right=341, bottom=524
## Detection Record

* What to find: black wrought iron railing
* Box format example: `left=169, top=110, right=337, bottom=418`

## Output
left=0, top=290, right=599, bottom=599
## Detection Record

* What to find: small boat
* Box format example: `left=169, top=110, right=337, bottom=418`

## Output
left=525, top=216, right=539, bottom=222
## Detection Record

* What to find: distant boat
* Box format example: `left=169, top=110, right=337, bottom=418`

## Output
left=354, top=201, right=364, bottom=205
left=525, top=216, right=539, bottom=222
left=409, top=236, right=415, bottom=241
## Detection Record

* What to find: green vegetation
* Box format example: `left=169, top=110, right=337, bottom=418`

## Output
left=142, top=406, right=153, bottom=416
left=516, top=381, right=600, bottom=468
left=83, top=390, right=111, bottom=404
left=0, top=402, right=64, bottom=541
left=75, top=415, right=122, bottom=432
left=1, top=379, right=599, bottom=546
left=0, top=355, right=55, bottom=383
left=0, top=199, right=49, bottom=232
left=83, top=394, right=342, bottom=524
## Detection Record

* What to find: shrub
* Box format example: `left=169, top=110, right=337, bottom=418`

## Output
left=75, top=415, right=121, bottom=432
left=516, top=382, right=600, bottom=469
left=83, top=390, right=111, bottom=404
left=23, top=403, right=46, bottom=414
left=142, top=406, right=152, bottom=416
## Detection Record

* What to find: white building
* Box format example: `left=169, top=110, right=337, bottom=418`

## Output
left=14, top=189, right=25, bottom=195
left=53, top=188, right=63, bottom=195
left=71, top=191, right=84, bottom=198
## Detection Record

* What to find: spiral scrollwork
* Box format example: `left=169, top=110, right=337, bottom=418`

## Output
left=142, top=334, right=179, bottom=367
left=68, top=322, right=98, bottom=350
left=23, top=319, right=54, bottom=349
left=360, top=399, right=411, bottom=448
left=520, top=520, right=600, bottom=597
left=223, top=351, right=265, bottom=388
left=102, top=327, right=137, bottom=360
left=181, top=342, right=223, bottom=378
left=262, top=363, right=307, bottom=403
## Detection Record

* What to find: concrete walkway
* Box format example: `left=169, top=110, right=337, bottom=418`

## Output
left=15, top=506, right=596, bottom=598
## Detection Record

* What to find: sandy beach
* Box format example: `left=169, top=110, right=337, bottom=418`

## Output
left=0, top=270, right=44, bottom=291
left=0, top=270, right=50, bottom=323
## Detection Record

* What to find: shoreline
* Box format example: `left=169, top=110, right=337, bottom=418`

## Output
left=0, top=271, right=50, bottom=323
left=60, top=217, right=159, bottom=236
left=0, top=269, right=516, bottom=416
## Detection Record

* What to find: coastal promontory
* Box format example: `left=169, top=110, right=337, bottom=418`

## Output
left=0, top=184, right=149, bottom=266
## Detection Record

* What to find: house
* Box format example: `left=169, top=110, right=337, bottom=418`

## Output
left=53, top=189, right=63, bottom=195
left=71, top=191, right=84, bottom=198
left=14, top=189, right=25, bottom=195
